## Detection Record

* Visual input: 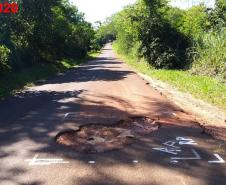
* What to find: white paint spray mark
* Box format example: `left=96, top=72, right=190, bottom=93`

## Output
left=171, top=149, right=201, bottom=160
left=208, top=154, right=225, bottom=164
left=133, top=160, right=139, bottom=163
left=171, top=160, right=179, bottom=163
left=64, top=113, right=71, bottom=118
left=163, top=141, right=180, bottom=149
left=25, top=154, right=69, bottom=166
left=176, top=137, right=198, bottom=145
left=88, top=161, right=95, bottom=164
left=152, top=148, right=181, bottom=155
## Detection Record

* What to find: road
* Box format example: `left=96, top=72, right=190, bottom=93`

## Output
left=0, top=44, right=226, bottom=185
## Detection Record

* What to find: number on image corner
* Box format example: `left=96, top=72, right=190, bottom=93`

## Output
left=0, top=2, right=19, bottom=14
left=3, top=2, right=11, bottom=14
left=11, top=3, right=19, bottom=13
left=0, top=3, right=3, bottom=13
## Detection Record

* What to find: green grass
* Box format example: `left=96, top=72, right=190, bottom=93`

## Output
left=191, top=29, right=226, bottom=82
left=0, top=51, right=100, bottom=99
left=113, top=44, right=226, bottom=111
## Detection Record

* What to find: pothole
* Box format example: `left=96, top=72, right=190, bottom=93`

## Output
left=55, top=116, right=160, bottom=153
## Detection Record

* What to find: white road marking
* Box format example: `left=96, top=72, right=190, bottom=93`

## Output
left=163, top=141, right=180, bottom=149
left=171, top=160, right=179, bottom=163
left=152, top=147, right=181, bottom=155
left=171, top=149, right=201, bottom=160
left=176, top=137, right=198, bottom=145
left=208, top=154, right=225, bottom=164
left=25, top=154, right=69, bottom=166
left=64, top=113, right=71, bottom=118
left=133, top=160, right=139, bottom=163
left=88, top=161, right=95, bottom=164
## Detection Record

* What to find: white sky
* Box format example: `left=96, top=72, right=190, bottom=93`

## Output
left=170, top=0, right=215, bottom=9
left=70, top=0, right=215, bottom=24
left=70, top=0, right=136, bottom=24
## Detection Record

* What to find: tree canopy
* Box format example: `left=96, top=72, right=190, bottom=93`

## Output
left=95, top=0, right=225, bottom=78
left=0, top=0, right=95, bottom=74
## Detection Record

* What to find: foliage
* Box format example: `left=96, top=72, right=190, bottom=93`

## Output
left=180, top=5, right=209, bottom=39
left=191, top=29, right=226, bottom=81
left=113, top=44, right=226, bottom=111
left=110, top=0, right=226, bottom=109
left=0, top=51, right=99, bottom=98
left=97, top=0, right=225, bottom=81
left=207, top=0, right=226, bottom=29
left=0, top=0, right=95, bottom=73
left=139, top=1, right=191, bottom=69
left=0, top=45, right=11, bottom=75
left=92, top=18, right=117, bottom=50
left=164, top=7, right=185, bottom=30
left=105, top=0, right=191, bottom=69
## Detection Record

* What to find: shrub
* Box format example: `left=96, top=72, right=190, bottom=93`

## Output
left=0, top=45, right=11, bottom=75
left=139, top=18, right=190, bottom=69
left=191, top=28, right=226, bottom=81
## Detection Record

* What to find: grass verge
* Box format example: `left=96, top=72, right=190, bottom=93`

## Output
left=113, top=44, right=226, bottom=111
left=0, top=51, right=100, bottom=99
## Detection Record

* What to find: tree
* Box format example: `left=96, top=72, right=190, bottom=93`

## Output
left=0, top=0, right=95, bottom=74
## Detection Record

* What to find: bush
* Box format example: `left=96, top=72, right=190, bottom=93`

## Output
left=0, top=0, right=95, bottom=73
left=181, top=5, right=209, bottom=40
left=0, top=45, right=11, bottom=75
left=191, top=28, right=226, bottom=81
left=139, top=18, right=190, bottom=69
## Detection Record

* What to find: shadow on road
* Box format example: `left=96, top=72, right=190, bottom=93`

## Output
left=35, top=57, right=131, bottom=86
left=0, top=55, right=226, bottom=185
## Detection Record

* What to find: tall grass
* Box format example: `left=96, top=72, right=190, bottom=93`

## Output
left=191, top=28, right=226, bottom=82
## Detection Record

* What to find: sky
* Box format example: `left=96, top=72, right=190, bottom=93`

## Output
left=170, top=0, right=215, bottom=9
left=70, top=0, right=136, bottom=24
left=70, top=0, right=215, bottom=24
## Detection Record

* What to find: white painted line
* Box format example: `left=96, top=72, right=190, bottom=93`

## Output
left=208, top=154, right=225, bottom=164
left=163, top=141, right=180, bottom=149
left=171, top=149, right=201, bottom=160
left=88, top=161, right=95, bottom=164
left=152, top=147, right=181, bottom=155
left=171, top=160, right=179, bottom=163
left=25, top=154, right=69, bottom=166
left=133, top=160, right=139, bottom=163
left=25, top=154, right=39, bottom=166
left=176, top=137, right=198, bottom=145
left=64, top=113, right=70, bottom=118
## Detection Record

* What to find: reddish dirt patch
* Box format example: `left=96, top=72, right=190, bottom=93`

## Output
left=200, top=125, right=226, bottom=141
left=116, top=117, right=159, bottom=135
left=55, top=117, right=160, bottom=153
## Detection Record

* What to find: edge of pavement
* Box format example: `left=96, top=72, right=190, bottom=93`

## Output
left=137, top=72, right=226, bottom=141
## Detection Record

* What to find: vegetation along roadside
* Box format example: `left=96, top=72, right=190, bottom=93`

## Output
left=0, top=52, right=99, bottom=99
left=96, top=0, right=226, bottom=111
left=0, top=0, right=101, bottom=99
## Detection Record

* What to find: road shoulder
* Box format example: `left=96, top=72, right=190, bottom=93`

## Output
left=138, top=72, right=226, bottom=141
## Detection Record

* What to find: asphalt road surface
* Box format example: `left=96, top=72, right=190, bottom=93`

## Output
left=0, top=44, right=226, bottom=185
